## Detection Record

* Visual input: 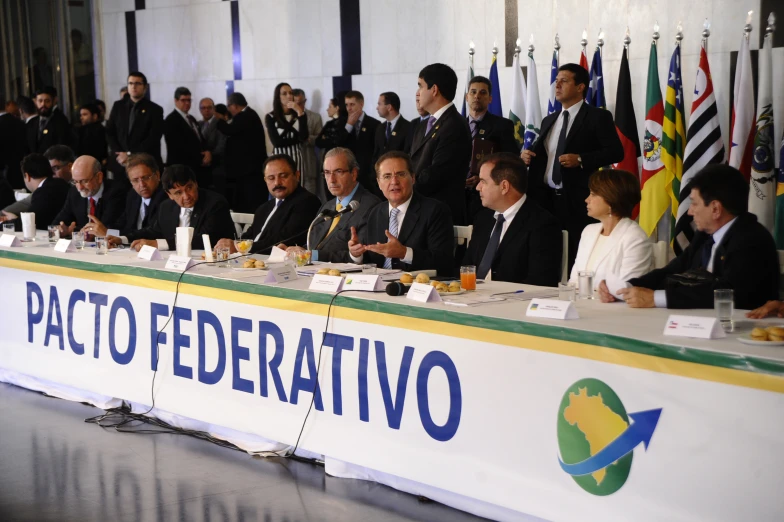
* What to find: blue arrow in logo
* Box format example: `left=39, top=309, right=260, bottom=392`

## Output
left=559, top=408, right=663, bottom=476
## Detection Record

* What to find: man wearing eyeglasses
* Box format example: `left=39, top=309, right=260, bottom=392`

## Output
left=282, top=147, right=380, bottom=262
left=80, top=153, right=167, bottom=238
left=105, top=71, right=164, bottom=180
left=52, top=155, right=125, bottom=236
left=215, top=154, right=320, bottom=255
left=348, top=151, right=454, bottom=275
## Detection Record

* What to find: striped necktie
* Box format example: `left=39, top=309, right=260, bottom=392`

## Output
left=383, top=208, right=400, bottom=269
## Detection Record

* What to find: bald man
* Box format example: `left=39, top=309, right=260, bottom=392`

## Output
left=53, top=155, right=126, bottom=236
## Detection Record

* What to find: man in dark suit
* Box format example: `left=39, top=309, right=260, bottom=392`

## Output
left=332, top=91, right=380, bottom=194
left=108, top=164, right=235, bottom=252
left=216, top=92, right=267, bottom=212
left=76, top=103, right=108, bottom=165
left=372, top=92, right=411, bottom=171
left=53, top=155, right=125, bottom=235
left=464, top=76, right=519, bottom=221
left=404, top=102, right=429, bottom=154
left=27, top=87, right=73, bottom=154
left=199, top=97, right=227, bottom=188
left=464, top=153, right=562, bottom=286
left=105, top=71, right=165, bottom=179
left=521, top=63, right=623, bottom=270
left=349, top=151, right=454, bottom=276
left=0, top=96, right=28, bottom=189
left=599, top=165, right=780, bottom=310
left=82, top=153, right=167, bottom=237
left=283, top=147, right=381, bottom=262
left=409, top=63, right=472, bottom=225
left=216, top=154, right=321, bottom=255
left=164, top=87, right=211, bottom=187
left=1, top=153, right=69, bottom=229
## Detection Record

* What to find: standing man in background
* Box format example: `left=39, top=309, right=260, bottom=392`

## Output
left=164, top=87, right=211, bottom=187
left=373, top=91, right=411, bottom=169
left=292, top=88, right=323, bottom=196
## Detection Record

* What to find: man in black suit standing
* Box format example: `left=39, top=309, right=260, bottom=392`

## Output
left=217, top=154, right=321, bottom=255
left=404, top=100, right=428, bottom=154
left=164, top=87, right=211, bottom=188
left=108, top=164, right=235, bottom=252
left=53, top=155, right=125, bottom=235
left=199, top=97, right=227, bottom=192
left=283, top=147, right=380, bottom=263
left=0, top=96, right=28, bottom=189
left=599, top=165, right=780, bottom=310
left=464, top=76, right=518, bottom=222
left=216, top=92, right=267, bottom=212
left=409, top=63, right=472, bottom=225
left=464, top=153, right=562, bottom=286
left=521, top=63, right=623, bottom=270
left=76, top=103, right=108, bottom=165
left=27, top=87, right=73, bottom=154
left=105, top=71, right=165, bottom=180
left=333, top=91, right=380, bottom=194
left=372, top=92, right=411, bottom=169
left=1, top=153, right=69, bottom=229
left=349, top=151, right=454, bottom=276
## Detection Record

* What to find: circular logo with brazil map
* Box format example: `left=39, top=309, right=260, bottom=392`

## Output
left=556, top=379, right=662, bottom=496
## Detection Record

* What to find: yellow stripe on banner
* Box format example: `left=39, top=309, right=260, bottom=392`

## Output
left=3, top=257, right=784, bottom=394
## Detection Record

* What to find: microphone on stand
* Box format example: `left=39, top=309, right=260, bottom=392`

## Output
left=306, top=200, right=361, bottom=250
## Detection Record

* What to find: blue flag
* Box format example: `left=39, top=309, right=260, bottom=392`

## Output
left=488, top=54, right=502, bottom=116
left=586, top=48, right=605, bottom=108
left=547, top=49, right=561, bottom=115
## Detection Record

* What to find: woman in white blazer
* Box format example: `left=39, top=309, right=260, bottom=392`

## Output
left=569, top=170, right=653, bottom=291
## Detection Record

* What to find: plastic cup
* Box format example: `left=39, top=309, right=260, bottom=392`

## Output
left=460, top=265, right=477, bottom=291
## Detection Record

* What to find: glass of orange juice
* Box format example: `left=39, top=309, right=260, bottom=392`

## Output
left=460, top=265, right=476, bottom=291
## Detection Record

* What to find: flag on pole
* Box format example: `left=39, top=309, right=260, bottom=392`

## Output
left=488, top=52, right=503, bottom=116
left=460, top=49, right=475, bottom=117
left=612, top=45, right=641, bottom=218
left=586, top=47, right=606, bottom=108
left=749, top=26, right=776, bottom=232
left=509, top=48, right=527, bottom=149
left=774, top=132, right=784, bottom=248
left=523, top=49, right=542, bottom=151
left=639, top=40, right=668, bottom=239
left=728, top=26, right=756, bottom=181
left=547, top=48, right=561, bottom=115
left=579, top=46, right=589, bottom=71
left=662, top=41, right=686, bottom=243
left=674, top=42, right=725, bottom=254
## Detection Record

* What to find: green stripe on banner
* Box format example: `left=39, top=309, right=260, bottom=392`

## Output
left=2, top=249, right=784, bottom=379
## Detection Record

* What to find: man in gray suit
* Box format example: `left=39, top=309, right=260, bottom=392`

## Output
left=283, top=147, right=380, bottom=262
left=198, top=97, right=227, bottom=191
left=292, top=89, right=323, bottom=196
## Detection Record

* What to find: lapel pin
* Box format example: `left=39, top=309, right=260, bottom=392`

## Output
left=43, top=129, right=49, bottom=134
left=392, top=131, right=396, bottom=136
left=479, top=129, right=485, bottom=134
left=361, top=127, right=366, bottom=132
left=435, top=125, right=440, bottom=130
left=142, top=109, right=146, bottom=114
left=431, top=133, right=437, bottom=138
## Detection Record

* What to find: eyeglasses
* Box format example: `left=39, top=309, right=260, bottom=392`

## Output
left=70, top=173, right=96, bottom=186
left=130, top=174, right=157, bottom=185
left=322, top=169, right=350, bottom=177
left=378, top=172, right=410, bottom=182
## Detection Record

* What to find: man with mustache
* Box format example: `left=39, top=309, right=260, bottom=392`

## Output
left=216, top=154, right=320, bottom=255
left=27, top=87, right=73, bottom=154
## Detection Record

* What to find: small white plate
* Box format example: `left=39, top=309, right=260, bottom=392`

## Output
left=738, top=336, right=784, bottom=346
left=231, top=266, right=267, bottom=271
left=437, top=288, right=467, bottom=296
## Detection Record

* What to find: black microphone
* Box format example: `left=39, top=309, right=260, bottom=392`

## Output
left=320, top=199, right=360, bottom=218
left=385, top=281, right=411, bottom=296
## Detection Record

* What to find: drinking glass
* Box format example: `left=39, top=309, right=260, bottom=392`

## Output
left=2, top=223, right=14, bottom=235
left=362, top=263, right=377, bottom=274
left=216, top=246, right=231, bottom=267
left=47, top=225, right=60, bottom=244
left=72, top=231, right=85, bottom=250
left=714, top=289, right=734, bottom=332
left=460, top=265, right=477, bottom=291
left=95, top=236, right=108, bottom=255
left=558, top=282, right=576, bottom=301
left=578, top=270, right=595, bottom=300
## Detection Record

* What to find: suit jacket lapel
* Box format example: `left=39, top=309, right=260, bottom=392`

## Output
left=396, top=195, right=420, bottom=245
left=495, top=201, right=529, bottom=257
left=591, top=219, right=630, bottom=269
left=565, top=103, right=589, bottom=148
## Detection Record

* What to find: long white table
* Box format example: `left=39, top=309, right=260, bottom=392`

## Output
left=1, top=235, right=783, bottom=522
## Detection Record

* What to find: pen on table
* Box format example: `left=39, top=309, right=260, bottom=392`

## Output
left=490, top=290, right=525, bottom=297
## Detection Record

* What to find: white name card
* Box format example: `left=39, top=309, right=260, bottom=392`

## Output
left=0, top=234, right=21, bottom=247
left=165, top=255, right=195, bottom=271
left=526, top=299, right=579, bottom=320
left=202, top=234, right=214, bottom=262
left=264, top=265, right=298, bottom=283
left=663, top=314, right=726, bottom=339
left=268, top=246, right=287, bottom=263
left=308, top=274, right=344, bottom=293
left=54, top=239, right=76, bottom=253
left=344, top=274, right=385, bottom=292
left=406, top=282, right=442, bottom=303
left=137, top=245, right=163, bottom=261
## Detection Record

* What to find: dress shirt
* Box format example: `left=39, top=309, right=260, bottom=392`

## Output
left=313, top=183, right=360, bottom=262
left=429, top=102, right=454, bottom=123
left=387, top=114, right=401, bottom=132
left=652, top=218, right=738, bottom=308
left=350, top=195, right=414, bottom=264
left=544, top=99, right=584, bottom=188
left=25, top=115, right=36, bottom=124
left=137, top=197, right=151, bottom=229
left=255, top=199, right=284, bottom=241
left=485, top=194, right=526, bottom=281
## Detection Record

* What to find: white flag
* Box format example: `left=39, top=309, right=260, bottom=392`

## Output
left=523, top=51, right=542, bottom=151
left=508, top=50, right=527, bottom=150
left=749, top=28, right=776, bottom=231
left=728, top=29, right=756, bottom=178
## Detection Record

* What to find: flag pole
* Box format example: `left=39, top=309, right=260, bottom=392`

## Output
left=702, top=18, right=710, bottom=53
left=581, top=28, right=587, bottom=57
left=624, top=26, right=631, bottom=51
left=469, top=40, right=475, bottom=70
left=744, top=10, right=753, bottom=42
left=554, top=33, right=560, bottom=60
left=597, top=28, right=604, bottom=57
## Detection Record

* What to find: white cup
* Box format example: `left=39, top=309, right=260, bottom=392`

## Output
left=20, top=212, right=36, bottom=240
left=176, top=226, right=194, bottom=257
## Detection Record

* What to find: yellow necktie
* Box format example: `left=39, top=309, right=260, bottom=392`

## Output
left=324, top=202, right=342, bottom=239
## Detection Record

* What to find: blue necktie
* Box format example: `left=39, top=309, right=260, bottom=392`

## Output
left=384, top=208, right=400, bottom=269
left=700, top=236, right=715, bottom=270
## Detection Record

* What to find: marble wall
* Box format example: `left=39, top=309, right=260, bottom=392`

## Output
left=97, top=0, right=783, bottom=163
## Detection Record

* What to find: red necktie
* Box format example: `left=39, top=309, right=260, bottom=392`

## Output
left=89, top=197, right=96, bottom=216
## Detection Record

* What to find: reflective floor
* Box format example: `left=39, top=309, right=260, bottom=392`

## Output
left=0, top=383, right=488, bottom=522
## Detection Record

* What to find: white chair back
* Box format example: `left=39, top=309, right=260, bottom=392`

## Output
left=230, top=212, right=254, bottom=238
left=454, top=225, right=473, bottom=248
left=561, top=230, right=568, bottom=284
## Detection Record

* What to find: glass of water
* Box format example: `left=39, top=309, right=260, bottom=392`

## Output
left=72, top=231, right=85, bottom=250
left=95, top=236, right=108, bottom=255
left=216, top=246, right=231, bottom=267
left=577, top=270, right=595, bottom=300
left=714, top=289, right=734, bottom=332
left=47, top=225, right=60, bottom=244
left=2, top=223, right=14, bottom=235
left=558, top=282, right=576, bottom=301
